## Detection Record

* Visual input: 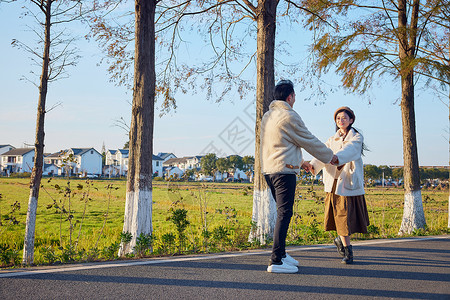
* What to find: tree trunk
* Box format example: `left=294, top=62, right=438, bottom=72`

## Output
left=248, top=0, right=279, bottom=244
left=119, top=0, right=156, bottom=256
left=398, top=0, right=426, bottom=234
left=22, top=0, right=52, bottom=265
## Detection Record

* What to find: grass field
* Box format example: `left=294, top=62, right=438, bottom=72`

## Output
left=0, top=177, right=448, bottom=266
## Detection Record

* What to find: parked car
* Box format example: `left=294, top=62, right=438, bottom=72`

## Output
left=225, top=178, right=239, bottom=182
left=79, top=173, right=98, bottom=178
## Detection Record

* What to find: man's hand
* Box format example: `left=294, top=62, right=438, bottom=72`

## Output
left=330, top=155, right=339, bottom=166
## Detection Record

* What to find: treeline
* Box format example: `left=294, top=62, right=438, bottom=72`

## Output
left=364, top=165, right=449, bottom=181
left=199, top=154, right=255, bottom=178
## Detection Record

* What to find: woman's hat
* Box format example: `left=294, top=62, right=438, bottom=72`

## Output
left=334, top=106, right=355, bottom=122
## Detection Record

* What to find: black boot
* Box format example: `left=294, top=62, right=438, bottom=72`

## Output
left=333, top=236, right=345, bottom=257
left=341, top=245, right=353, bottom=264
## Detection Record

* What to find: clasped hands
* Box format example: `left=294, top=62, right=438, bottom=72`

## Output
left=301, top=155, right=339, bottom=173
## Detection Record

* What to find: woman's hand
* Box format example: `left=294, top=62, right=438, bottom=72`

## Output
left=301, top=161, right=314, bottom=173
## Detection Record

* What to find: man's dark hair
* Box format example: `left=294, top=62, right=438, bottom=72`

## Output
left=274, top=80, right=294, bottom=101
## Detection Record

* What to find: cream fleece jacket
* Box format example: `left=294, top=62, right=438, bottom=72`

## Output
left=260, top=100, right=333, bottom=175
left=310, top=128, right=365, bottom=196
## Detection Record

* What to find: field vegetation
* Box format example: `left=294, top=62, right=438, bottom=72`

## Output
left=0, top=177, right=448, bottom=267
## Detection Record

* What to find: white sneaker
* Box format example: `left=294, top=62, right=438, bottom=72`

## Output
left=267, top=261, right=298, bottom=273
left=282, top=253, right=299, bottom=267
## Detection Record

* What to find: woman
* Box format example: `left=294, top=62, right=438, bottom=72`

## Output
left=308, top=106, right=369, bottom=264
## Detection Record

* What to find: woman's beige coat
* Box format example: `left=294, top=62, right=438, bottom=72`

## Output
left=260, top=100, right=333, bottom=175
left=310, top=128, right=365, bottom=196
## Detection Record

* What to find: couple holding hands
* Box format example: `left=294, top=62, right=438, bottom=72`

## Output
left=261, top=80, right=369, bottom=273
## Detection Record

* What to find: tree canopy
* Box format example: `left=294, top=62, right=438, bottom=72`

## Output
left=301, top=0, right=449, bottom=95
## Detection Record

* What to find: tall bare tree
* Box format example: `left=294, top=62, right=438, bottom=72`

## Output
left=117, top=0, right=157, bottom=255
left=5, top=0, right=85, bottom=265
left=300, top=0, right=449, bottom=234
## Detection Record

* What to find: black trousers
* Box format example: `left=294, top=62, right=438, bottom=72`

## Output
left=264, top=173, right=297, bottom=264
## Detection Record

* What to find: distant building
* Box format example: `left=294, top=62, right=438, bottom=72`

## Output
left=164, top=166, right=184, bottom=179
left=152, top=154, right=164, bottom=177
left=116, top=149, right=129, bottom=176
left=45, top=148, right=102, bottom=176
left=43, top=163, right=59, bottom=176
left=0, top=144, right=15, bottom=156
left=185, top=156, right=203, bottom=170
left=157, top=152, right=177, bottom=163
left=1, top=148, right=35, bottom=174
left=105, top=149, right=118, bottom=166
left=104, top=149, right=163, bottom=177
left=163, top=155, right=203, bottom=172
left=163, top=157, right=188, bottom=170
left=44, top=152, right=63, bottom=166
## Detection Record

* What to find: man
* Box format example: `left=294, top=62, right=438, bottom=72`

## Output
left=261, top=79, right=337, bottom=273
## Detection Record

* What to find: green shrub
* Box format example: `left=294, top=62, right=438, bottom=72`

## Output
left=0, top=244, right=21, bottom=267
left=134, top=233, right=153, bottom=257
left=101, top=242, right=120, bottom=260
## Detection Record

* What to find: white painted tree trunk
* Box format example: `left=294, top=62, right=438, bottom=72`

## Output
left=119, top=190, right=153, bottom=255
left=398, top=190, right=426, bottom=234
left=23, top=195, right=38, bottom=264
left=249, top=188, right=277, bottom=244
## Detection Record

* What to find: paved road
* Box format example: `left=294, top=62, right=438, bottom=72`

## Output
left=1, top=235, right=449, bottom=299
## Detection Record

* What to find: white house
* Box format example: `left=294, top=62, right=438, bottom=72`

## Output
left=157, top=152, right=177, bottom=163
left=233, top=168, right=249, bottom=181
left=104, top=150, right=120, bottom=177
left=103, top=165, right=118, bottom=177
left=104, top=149, right=163, bottom=177
left=116, top=149, right=129, bottom=176
left=152, top=154, right=164, bottom=177
left=53, top=148, right=102, bottom=176
left=43, top=163, right=59, bottom=176
left=44, top=152, right=62, bottom=166
left=163, top=157, right=188, bottom=171
left=164, top=166, right=184, bottom=179
left=163, top=155, right=202, bottom=172
left=1, top=148, right=35, bottom=174
left=185, top=156, right=202, bottom=170
left=43, top=152, right=63, bottom=176
left=103, top=148, right=127, bottom=177
left=72, top=148, right=102, bottom=176
left=105, top=149, right=118, bottom=166
left=0, top=144, right=15, bottom=156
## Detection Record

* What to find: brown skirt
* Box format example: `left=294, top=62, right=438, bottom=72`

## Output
left=324, top=180, right=370, bottom=236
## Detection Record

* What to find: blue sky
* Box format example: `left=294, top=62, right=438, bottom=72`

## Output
left=0, top=3, right=448, bottom=166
